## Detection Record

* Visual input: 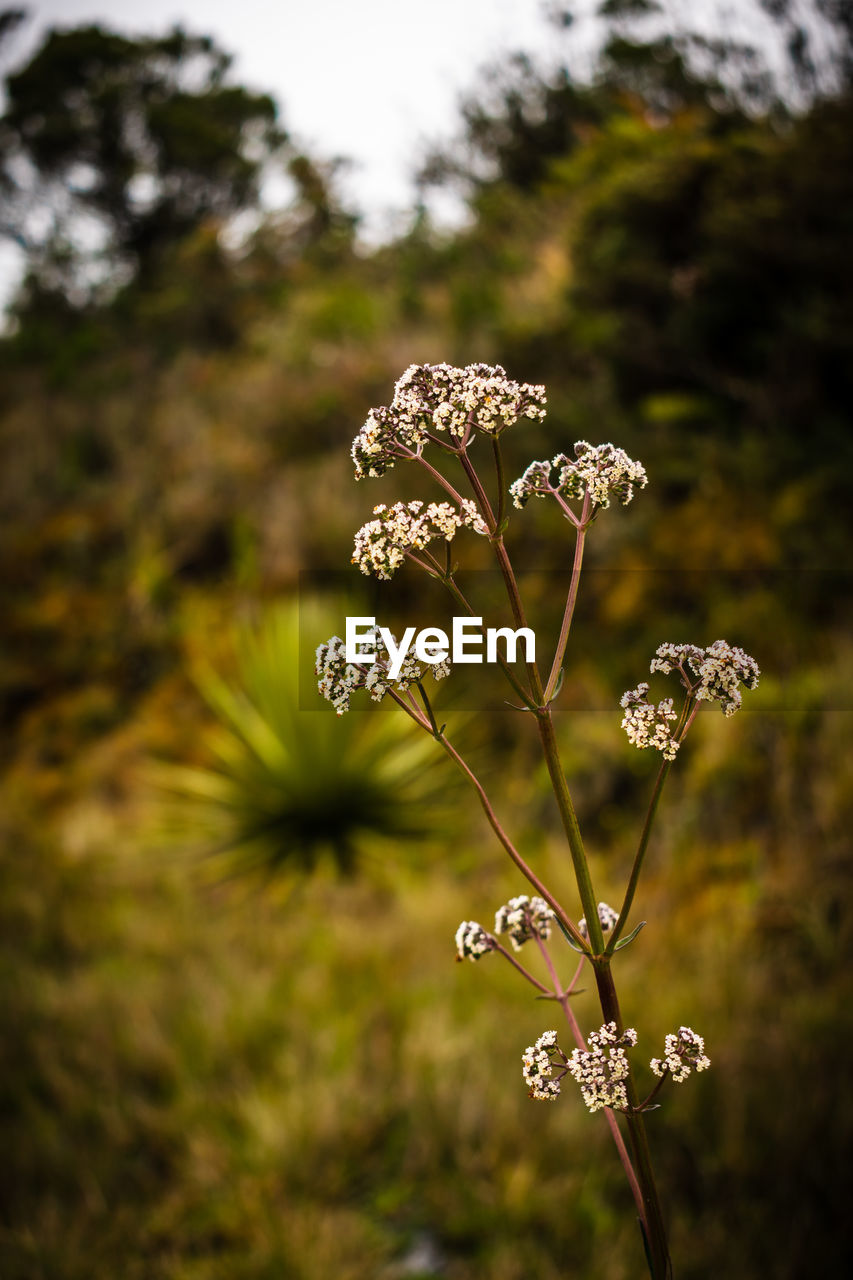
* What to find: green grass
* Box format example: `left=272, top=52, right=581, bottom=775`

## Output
left=1, top=641, right=851, bottom=1278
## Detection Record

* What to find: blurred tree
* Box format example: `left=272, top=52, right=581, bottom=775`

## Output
left=0, top=19, right=284, bottom=298
left=419, top=0, right=853, bottom=202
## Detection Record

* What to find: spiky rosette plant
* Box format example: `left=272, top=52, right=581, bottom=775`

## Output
left=155, top=603, right=452, bottom=880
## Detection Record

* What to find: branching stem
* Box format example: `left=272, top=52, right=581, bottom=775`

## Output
left=379, top=427, right=674, bottom=1278
left=535, top=946, right=647, bottom=1235
left=607, top=758, right=671, bottom=954
left=544, top=491, right=591, bottom=703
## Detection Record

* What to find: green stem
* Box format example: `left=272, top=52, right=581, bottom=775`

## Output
left=591, top=962, right=673, bottom=1279
left=396, top=688, right=670, bottom=1275
left=474, top=492, right=605, bottom=952
left=459, top=449, right=544, bottom=704
left=486, top=488, right=670, bottom=1275
left=465, top=454, right=604, bottom=953
left=636, top=1070, right=670, bottom=1113
left=607, top=758, right=672, bottom=955
left=406, top=681, right=585, bottom=948
left=607, top=693, right=699, bottom=955
left=458, top=455, right=598, bottom=942
left=409, top=450, right=671, bottom=1275
left=407, top=550, right=535, bottom=709
left=534, top=709, right=606, bottom=955
left=415, top=681, right=441, bottom=738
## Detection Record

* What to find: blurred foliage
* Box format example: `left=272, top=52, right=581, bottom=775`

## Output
left=153, top=602, right=456, bottom=879
left=1, top=4, right=852, bottom=1276
left=0, top=22, right=280, bottom=294
left=0, top=16, right=356, bottom=326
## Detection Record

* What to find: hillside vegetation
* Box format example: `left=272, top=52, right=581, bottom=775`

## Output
left=1, top=9, right=851, bottom=1277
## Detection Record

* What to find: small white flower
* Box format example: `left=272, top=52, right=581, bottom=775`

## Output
left=578, top=902, right=620, bottom=940
left=619, top=684, right=680, bottom=760
left=650, top=640, right=760, bottom=717
left=315, top=628, right=447, bottom=714
left=650, top=1026, right=710, bottom=1083
left=455, top=921, right=494, bottom=961
left=494, top=895, right=554, bottom=951
left=351, top=363, right=546, bottom=479
left=567, top=1022, right=637, bottom=1113
left=351, top=498, right=486, bottom=580
left=511, top=442, right=647, bottom=511
left=522, top=1029, right=567, bottom=1101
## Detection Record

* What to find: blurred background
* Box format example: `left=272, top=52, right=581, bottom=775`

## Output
left=1, top=2, right=851, bottom=1276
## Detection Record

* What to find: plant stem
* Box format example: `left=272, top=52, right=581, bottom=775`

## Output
left=533, top=709, right=672, bottom=1273
left=543, top=492, right=591, bottom=703
left=637, top=1070, right=671, bottom=1113
left=407, top=451, right=467, bottom=505
left=608, top=692, right=702, bottom=954
left=433, top=728, right=588, bottom=952
left=493, top=940, right=552, bottom=994
left=591, top=961, right=672, bottom=1279
left=414, top=681, right=442, bottom=738
left=457, top=452, right=529, bottom=632
left=607, top=758, right=672, bottom=954
left=536, top=947, right=648, bottom=1236
left=406, top=683, right=585, bottom=950
left=492, top=437, right=507, bottom=531
left=534, top=709, right=606, bottom=955
left=436, top=572, right=537, bottom=709
left=460, top=456, right=602, bottom=946
left=458, top=449, right=497, bottom=530
left=484, top=498, right=671, bottom=1276
left=409, top=446, right=671, bottom=1276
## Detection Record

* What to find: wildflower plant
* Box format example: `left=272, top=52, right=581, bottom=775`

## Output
left=316, top=362, right=761, bottom=1279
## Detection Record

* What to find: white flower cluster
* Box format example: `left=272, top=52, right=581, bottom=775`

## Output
left=567, top=1022, right=638, bottom=1113
left=578, top=901, right=620, bottom=941
left=650, top=1026, right=710, bottom=1083
left=315, top=629, right=450, bottom=715
left=620, top=684, right=680, bottom=760
left=454, top=920, right=494, bottom=962
left=510, top=442, right=647, bottom=511
left=649, top=642, right=704, bottom=678
left=352, top=499, right=487, bottom=580
left=351, top=363, right=547, bottom=479
left=522, top=1029, right=567, bottom=1101
left=494, top=895, right=554, bottom=951
left=351, top=405, right=419, bottom=480
left=651, top=640, right=760, bottom=717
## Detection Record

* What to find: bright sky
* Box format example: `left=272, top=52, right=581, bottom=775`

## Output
left=3, top=0, right=570, bottom=234
left=0, top=0, right=806, bottom=304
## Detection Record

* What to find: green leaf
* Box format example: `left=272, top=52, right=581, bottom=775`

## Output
left=614, top=920, right=647, bottom=951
